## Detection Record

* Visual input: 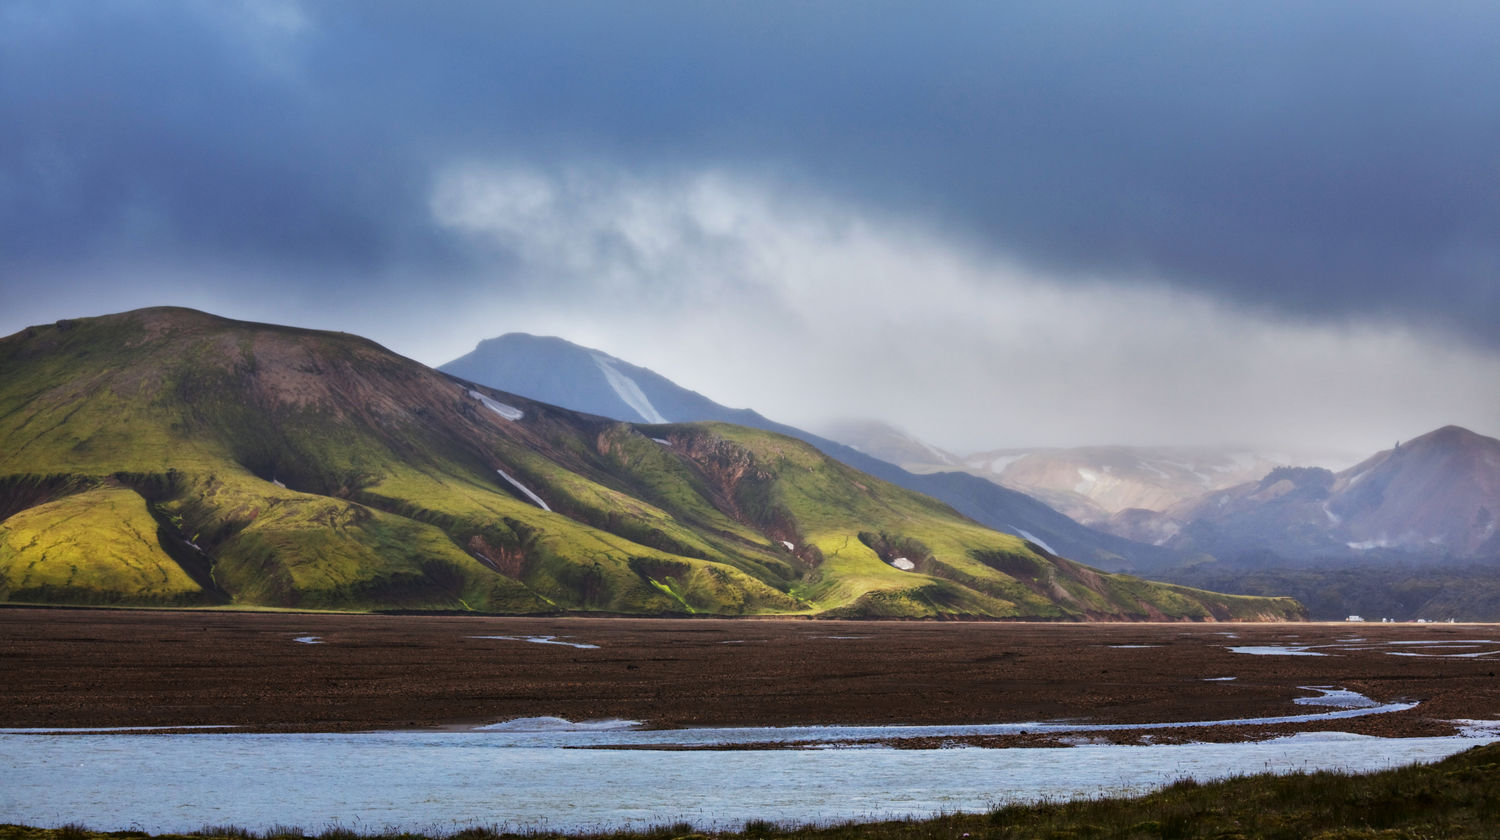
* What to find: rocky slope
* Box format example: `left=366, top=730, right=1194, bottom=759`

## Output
left=0, top=308, right=1301, bottom=620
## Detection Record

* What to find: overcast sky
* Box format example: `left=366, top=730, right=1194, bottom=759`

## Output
left=2, top=1, right=1498, bottom=456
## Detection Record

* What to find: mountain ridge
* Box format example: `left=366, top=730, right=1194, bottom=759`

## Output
left=1144, top=425, right=1500, bottom=562
left=0, top=308, right=1300, bottom=620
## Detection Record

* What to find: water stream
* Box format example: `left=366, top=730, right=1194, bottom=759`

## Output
left=5, top=686, right=1496, bottom=835
left=2, top=730, right=1492, bottom=834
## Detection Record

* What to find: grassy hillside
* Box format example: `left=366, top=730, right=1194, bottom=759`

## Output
left=0, top=485, right=207, bottom=605
left=0, top=308, right=1304, bottom=620
left=5, top=742, right=1498, bottom=839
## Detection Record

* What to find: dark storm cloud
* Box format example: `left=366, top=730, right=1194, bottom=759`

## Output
left=0, top=1, right=465, bottom=289
left=3, top=1, right=1498, bottom=343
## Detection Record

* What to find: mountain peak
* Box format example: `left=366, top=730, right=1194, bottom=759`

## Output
left=1162, top=423, right=1500, bottom=561
left=442, top=333, right=742, bottom=427
left=476, top=333, right=594, bottom=353
left=1400, top=424, right=1493, bottom=451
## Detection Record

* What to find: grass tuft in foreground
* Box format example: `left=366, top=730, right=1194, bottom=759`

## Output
left=3, top=742, right=1499, bottom=839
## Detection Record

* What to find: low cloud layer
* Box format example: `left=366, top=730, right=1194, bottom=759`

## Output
left=430, top=165, right=1500, bottom=454
left=2, top=1, right=1497, bottom=454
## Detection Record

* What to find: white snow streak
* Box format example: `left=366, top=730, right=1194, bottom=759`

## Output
left=591, top=353, right=668, bottom=424
left=1012, top=528, right=1059, bottom=556
left=986, top=454, right=1027, bottom=473
left=1137, top=462, right=1171, bottom=480
left=468, top=389, right=524, bottom=421
left=496, top=469, right=551, bottom=511
left=1073, top=468, right=1098, bottom=494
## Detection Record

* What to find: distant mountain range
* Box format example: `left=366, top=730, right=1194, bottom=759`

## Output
left=819, top=421, right=1349, bottom=526
left=442, top=335, right=1181, bottom=573
left=1071, top=427, right=1500, bottom=622
left=1155, top=425, right=1500, bottom=561
left=821, top=417, right=1499, bottom=567
left=0, top=308, right=1301, bottom=620
left=448, top=335, right=1500, bottom=621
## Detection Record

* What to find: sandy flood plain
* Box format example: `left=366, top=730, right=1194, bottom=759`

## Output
left=3, top=608, right=1498, bottom=746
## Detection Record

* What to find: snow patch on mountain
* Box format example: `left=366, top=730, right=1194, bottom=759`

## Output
left=1137, top=461, right=1171, bottom=480
left=1074, top=468, right=1098, bottom=494
left=1345, top=467, right=1374, bottom=487
left=1012, top=527, right=1059, bottom=556
left=496, top=469, right=551, bottom=511
left=468, top=389, right=524, bottom=421
left=591, top=354, right=668, bottom=424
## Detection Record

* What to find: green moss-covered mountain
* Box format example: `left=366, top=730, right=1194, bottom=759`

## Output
left=0, top=308, right=1303, bottom=619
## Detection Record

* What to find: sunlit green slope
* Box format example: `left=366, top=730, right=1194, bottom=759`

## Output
left=0, top=308, right=1303, bottom=619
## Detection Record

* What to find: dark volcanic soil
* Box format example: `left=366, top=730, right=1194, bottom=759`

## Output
left=3, top=608, right=1498, bottom=744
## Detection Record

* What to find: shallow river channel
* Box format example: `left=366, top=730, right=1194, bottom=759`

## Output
left=3, top=717, right=1496, bottom=834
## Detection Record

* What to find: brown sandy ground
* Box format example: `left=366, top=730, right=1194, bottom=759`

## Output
left=2, top=608, right=1498, bottom=744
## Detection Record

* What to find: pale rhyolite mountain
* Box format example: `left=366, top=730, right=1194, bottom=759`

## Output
left=1148, top=427, right=1500, bottom=621
left=816, top=419, right=1348, bottom=528
left=1153, top=426, right=1500, bottom=561
left=967, top=447, right=1294, bottom=524
left=441, top=335, right=1180, bottom=572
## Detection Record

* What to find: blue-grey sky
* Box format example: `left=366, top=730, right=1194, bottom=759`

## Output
left=2, top=0, right=1497, bottom=454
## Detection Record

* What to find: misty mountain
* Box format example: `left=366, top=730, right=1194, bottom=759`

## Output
left=0, top=308, right=1300, bottom=620
left=1155, top=426, right=1500, bottom=562
left=1124, top=426, right=1500, bottom=620
left=822, top=433, right=1308, bottom=527
left=808, top=405, right=1500, bottom=621
left=813, top=419, right=962, bottom=469
left=971, top=447, right=1307, bottom=524
left=442, top=334, right=1181, bottom=572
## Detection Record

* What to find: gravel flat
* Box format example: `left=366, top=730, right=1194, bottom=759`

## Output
left=4, top=608, right=1497, bottom=742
